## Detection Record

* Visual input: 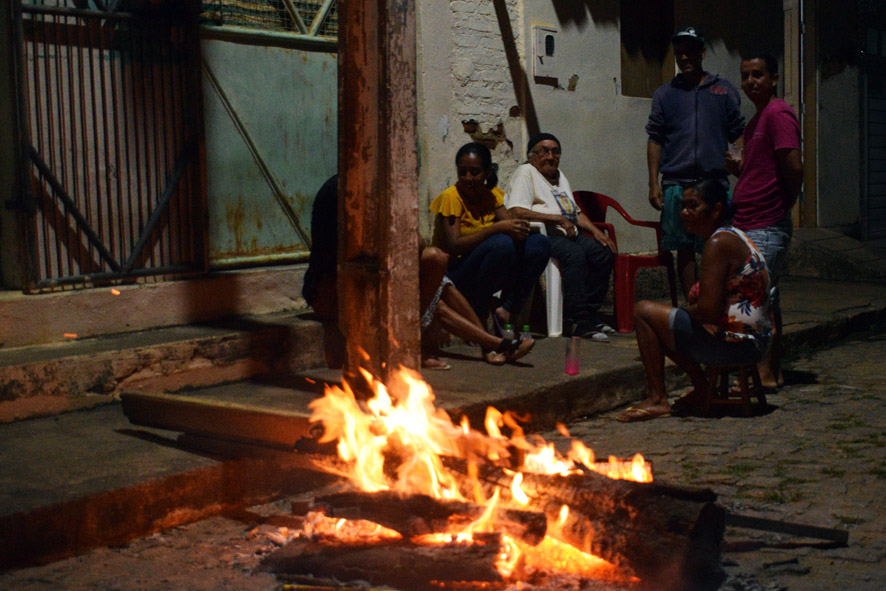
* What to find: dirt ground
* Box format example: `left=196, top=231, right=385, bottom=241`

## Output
left=1, top=333, right=884, bottom=591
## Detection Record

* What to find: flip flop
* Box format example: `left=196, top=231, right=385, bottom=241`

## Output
left=616, top=406, right=671, bottom=422
left=421, top=358, right=451, bottom=370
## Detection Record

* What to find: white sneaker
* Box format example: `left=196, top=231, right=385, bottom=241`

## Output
left=597, top=323, right=616, bottom=334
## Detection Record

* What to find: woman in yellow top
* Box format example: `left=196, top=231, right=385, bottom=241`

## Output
left=430, top=142, right=551, bottom=341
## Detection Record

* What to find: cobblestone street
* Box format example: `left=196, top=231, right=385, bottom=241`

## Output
left=1, top=332, right=884, bottom=591
left=565, top=330, right=886, bottom=591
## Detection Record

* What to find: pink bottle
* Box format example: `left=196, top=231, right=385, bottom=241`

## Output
left=565, top=337, right=580, bottom=375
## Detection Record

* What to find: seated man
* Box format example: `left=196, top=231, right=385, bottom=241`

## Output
left=505, top=133, right=616, bottom=340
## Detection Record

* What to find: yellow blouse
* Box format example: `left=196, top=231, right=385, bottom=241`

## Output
left=429, top=185, right=504, bottom=247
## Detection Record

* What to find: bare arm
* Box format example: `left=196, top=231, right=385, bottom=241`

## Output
left=576, top=212, right=616, bottom=252
left=434, top=211, right=528, bottom=256
left=684, top=233, right=744, bottom=325
left=509, top=206, right=576, bottom=236
left=776, top=147, right=803, bottom=210
left=647, top=141, right=663, bottom=210
left=724, top=136, right=744, bottom=177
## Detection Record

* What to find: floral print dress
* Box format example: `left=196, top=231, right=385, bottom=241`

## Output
left=688, top=227, right=772, bottom=351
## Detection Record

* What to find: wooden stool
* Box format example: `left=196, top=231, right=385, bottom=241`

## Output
left=704, top=363, right=767, bottom=416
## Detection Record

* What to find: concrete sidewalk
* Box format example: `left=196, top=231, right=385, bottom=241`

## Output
left=1, top=276, right=884, bottom=570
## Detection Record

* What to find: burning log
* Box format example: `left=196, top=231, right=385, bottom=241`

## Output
left=446, top=458, right=725, bottom=591
left=260, top=535, right=506, bottom=591
left=312, top=490, right=547, bottom=545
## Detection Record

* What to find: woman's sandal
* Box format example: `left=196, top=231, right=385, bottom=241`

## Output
left=496, top=337, right=535, bottom=363
left=482, top=349, right=507, bottom=365
left=616, top=405, right=671, bottom=422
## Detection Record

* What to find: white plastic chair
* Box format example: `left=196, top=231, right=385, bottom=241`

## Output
left=529, top=222, right=562, bottom=337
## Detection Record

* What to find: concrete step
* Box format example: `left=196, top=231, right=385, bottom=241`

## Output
left=0, top=311, right=326, bottom=423
left=789, top=227, right=886, bottom=284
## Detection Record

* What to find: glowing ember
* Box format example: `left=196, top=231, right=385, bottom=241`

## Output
left=302, top=511, right=401, bottom=543
left=307, top=366, right=653, bottom=581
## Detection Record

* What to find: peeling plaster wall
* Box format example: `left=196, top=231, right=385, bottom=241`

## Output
left=417, top=0, right=525, bottom=238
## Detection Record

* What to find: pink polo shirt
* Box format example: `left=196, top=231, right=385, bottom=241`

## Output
left=732, top=99, right=801, bottom=231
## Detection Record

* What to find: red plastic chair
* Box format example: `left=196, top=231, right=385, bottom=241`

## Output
left=573, top=191, right=678, bottom=333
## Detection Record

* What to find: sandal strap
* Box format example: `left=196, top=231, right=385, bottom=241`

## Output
left=495, top=338, right=521, bottom=354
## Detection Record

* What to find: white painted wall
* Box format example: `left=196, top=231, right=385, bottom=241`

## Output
left=521, top=3, right=657, bottom=252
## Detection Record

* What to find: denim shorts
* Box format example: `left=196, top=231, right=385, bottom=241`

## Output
left=669, top=308, right=762, bottom=365
left=743, top=216, right=792, bottom=287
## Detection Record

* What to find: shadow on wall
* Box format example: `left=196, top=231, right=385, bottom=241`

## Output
left=548, top=0, right=784, bottom=57
left=491, top=0, right=540, bottom=136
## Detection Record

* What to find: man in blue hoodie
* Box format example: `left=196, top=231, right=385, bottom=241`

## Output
left=646, top=26, right=745, bottom=298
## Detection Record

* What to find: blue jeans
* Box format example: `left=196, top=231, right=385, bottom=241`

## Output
left=744, top=215, right=792, bottom=320
left=549, top=233, right=615, bottom=329
left=447, top=232, right=550, bottom=322
left=743, top=216, right=792, bottom=287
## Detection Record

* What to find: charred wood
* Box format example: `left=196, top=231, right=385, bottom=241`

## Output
left=312, top=490, right=547, bottom=545
left=260, top=535, right=505, bottom=591
left=444, top=457, right=725, bottom=591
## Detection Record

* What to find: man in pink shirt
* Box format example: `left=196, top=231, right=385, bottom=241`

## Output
left=726, top=52, right=803, bottom=389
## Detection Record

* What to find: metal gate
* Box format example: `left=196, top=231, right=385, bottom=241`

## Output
left=12, top=0, right=206, bottom=291
left=198, top=0, right=338, bottom=268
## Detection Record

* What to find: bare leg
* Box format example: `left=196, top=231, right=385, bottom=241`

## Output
left=631, top=300, right=707, bottom=411
left=436, top=298, right=500, bottom=350
left=420, top=247, right=508, bottom=362
left=757, top=302, right=783, bottom=389
left=420, top=247, right=450, bottom=311
left=676, top=246, right=697, bottom=300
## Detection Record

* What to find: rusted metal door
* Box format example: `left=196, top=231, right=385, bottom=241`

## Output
left=197, top=0, right=338, bottom=268
left=12, top=0, right=206, bottom=291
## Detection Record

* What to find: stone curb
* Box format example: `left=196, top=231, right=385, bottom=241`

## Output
left=453, top=300, right=886, bottom=431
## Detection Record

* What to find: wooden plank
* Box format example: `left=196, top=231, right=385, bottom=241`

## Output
left=120, top=392, right=319, bottom=449
left=726, top=512, right=848, bottom=545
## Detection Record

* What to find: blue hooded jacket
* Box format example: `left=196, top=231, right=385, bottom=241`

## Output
left=646, top=72, right=745, bottom=185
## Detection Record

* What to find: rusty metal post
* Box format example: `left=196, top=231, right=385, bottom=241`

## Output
left=338, top=0, right=420, bottom=381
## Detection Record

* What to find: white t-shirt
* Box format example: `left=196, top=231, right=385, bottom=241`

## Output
left=504, top=163, right=579, bottom=236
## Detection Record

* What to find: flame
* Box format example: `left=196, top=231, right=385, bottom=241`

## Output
left=308, top=366, right=651, bottom=580
left=510, top=472, right=529, bottom=506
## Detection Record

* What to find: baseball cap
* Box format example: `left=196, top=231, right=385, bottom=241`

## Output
left=672, top=26, right=705, bottom=47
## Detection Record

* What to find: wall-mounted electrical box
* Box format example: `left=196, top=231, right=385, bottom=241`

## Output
left=533, top=26, right=558, bottom=79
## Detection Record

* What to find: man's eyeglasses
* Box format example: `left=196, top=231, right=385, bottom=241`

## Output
left=531, top=147, right=561, bottom=157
